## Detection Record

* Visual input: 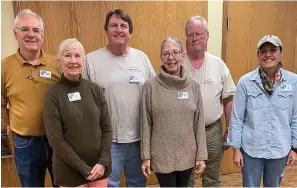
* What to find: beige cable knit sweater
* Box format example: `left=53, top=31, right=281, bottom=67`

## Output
left=141, top=65, right=208, bottom=173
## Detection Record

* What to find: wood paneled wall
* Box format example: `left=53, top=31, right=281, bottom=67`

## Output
left=223, top=1, right=297, bottom=83
left=13, top=1, right=207, bottom=72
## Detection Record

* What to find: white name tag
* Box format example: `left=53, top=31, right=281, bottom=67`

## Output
left=40, top=70, right=51, bottom=79
left=68, top=92, right=81, bottom=102
left=281, top=84, right=292, bottom=92
left=129, top=76, right=139, bottom=83
left=177, top=92, right=189, bottom=99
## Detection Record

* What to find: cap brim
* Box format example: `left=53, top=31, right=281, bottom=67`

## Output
left=257, top=41, right=280, bottom=50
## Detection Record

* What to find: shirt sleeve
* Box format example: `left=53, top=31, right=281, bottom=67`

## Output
left=226, top=77, right=247, bottom=148
left=221, top=61, right=236, bottom=99
left=291, top=83, right=297, bottom=148
left=194, top=82, right=208, bottom=161
left=82, top=55, right=92, bottom=81
left=140, top=80, right=153, bottom=160
left=1, top=65, right=9, bottom=127
left=43, top=91, right=92, bottom=177
left=143, top=54, right=156, bottom=78
left=96, top=86, right=112, bottom=166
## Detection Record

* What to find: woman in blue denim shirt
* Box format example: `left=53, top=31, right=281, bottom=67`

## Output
left=227, top=35, right=297, bottom=187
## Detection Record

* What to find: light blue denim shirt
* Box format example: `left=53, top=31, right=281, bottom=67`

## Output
left=227, top=67, right=297, bottom=159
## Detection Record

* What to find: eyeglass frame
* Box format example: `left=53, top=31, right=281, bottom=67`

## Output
left=161, top=50, right=183, bottom=59
left=186, top=30, right=208, bottom=39
left=15, top=26, right=44, bottom=36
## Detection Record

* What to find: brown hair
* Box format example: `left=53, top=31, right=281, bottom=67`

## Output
left=104, top=9, right=133, bottom=34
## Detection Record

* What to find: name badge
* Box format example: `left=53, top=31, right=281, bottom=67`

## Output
left=281, top=84, right=292, bottom=92
left=40, top=70, right=51, bottom=79
left=68, top=92, right=81, bottom=102
left=177, top=92, right=189, bottom=99
left=129, top=76, right=139, bottom=83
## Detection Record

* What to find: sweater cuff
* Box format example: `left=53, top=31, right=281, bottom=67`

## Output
left=97, top=158, right=109, bottom=167
left=81, top=165, right=92, bottom=177
left=141, top=153, right=151, bottom=160
left=196, top=155, right=208, bottom=161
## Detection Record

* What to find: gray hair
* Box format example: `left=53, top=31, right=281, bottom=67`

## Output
left=56, top=38, right=85, bottom=60
left=160, top=36, right=184, bottom=55
left=185, top=16, right=208, bottom=33
left=14, top=9, right=44, bottom=35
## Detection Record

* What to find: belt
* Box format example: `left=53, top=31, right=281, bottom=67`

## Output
left=13, top=132, right=47, bottom=141
left=205, top=119, right=221, bottom=128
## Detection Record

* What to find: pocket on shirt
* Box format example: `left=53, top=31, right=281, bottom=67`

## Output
left=247, top=92, right=265, bottom=110
left=275, top=92, right=292, bottom=110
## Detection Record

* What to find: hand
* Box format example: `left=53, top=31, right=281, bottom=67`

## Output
left=223, top=131, right=229, bottom=151
left=233, top=149, right=244, bottom=168
left=194, top=160, right=206, bottom=174
left=287, top=150, right=297, bottom=166
left=87, top=164, right=105, bottom=181
left=141, top=159, right=152, bottom=178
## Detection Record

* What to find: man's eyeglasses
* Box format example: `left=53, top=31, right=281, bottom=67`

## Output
left=15, top=26, right=43, bottom=35
left=161, top=51, right=182, bottom=59
left=186, top=30, right=207, bottom=39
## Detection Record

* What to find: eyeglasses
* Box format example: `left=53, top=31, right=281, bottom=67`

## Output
left=186, top=30, right=207, bottom=39
left=15, top=26, right=43, bottom=35
left=161, top=51, right=182, bottom=59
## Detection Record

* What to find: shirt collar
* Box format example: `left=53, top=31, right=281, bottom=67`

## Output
left=16, top=49, right=47, bottom=66
left=249, top=67, right=287, bottom=82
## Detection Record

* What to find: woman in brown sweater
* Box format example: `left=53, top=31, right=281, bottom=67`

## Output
left=141, top=36, right=208, bottom=187
left=43, top=38, right=112, bottom=187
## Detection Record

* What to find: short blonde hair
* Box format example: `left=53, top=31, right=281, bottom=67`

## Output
left=56, top=38, right=85, bottom=60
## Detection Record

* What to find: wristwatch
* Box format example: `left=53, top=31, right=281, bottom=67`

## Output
left=292, top=147, right=297, bottom=153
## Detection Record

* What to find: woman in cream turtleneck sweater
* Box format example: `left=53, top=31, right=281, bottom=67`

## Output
left=140, top=36, right=207, bottom=187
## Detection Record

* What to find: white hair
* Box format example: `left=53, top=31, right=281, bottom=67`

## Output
left=160, top=36, right=184, bottom=54
left=14, top=9, right=44, bottom=35
left=185, top=16, right=208, bottom=34
left=56, top=38, right=85, bottom=60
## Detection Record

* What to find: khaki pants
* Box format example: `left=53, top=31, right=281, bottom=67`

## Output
left=188, top=119, right=224, bottom=187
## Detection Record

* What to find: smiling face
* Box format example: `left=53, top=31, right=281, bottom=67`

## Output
left=257, top=42, right=283, bottom=71
left=59, top=47, right=84, bottom=80
left=161, top=39, right=185, bottom=75
left=14, top=15, right=44, bottom=52
left=106, top=14, right=131, bottom=46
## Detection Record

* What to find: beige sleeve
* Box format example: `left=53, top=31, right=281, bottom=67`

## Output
left=221, top=62, right=236, bottom=99
left=140, top=80, right=153, bottom=160
left=194, top=82, right=208, bottom=161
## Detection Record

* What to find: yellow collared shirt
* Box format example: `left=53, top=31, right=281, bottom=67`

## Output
left=1, top=50, right=61, bottom=136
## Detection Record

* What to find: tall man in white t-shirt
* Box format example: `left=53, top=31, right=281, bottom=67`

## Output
left=82, top=9, right=155, bottom=187
left=184, top=16, right=236, bottom=187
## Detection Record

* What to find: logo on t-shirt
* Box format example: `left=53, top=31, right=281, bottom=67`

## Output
left=129, top=67, right=142, bottom=72
left=202, top=79, right=214, bottom=84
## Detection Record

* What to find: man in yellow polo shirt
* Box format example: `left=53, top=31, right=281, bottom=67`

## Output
left=1, top=9, right=60, bottom=187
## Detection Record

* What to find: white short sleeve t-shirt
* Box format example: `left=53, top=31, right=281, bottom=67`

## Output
left=183, top=52, right=236, bottom=126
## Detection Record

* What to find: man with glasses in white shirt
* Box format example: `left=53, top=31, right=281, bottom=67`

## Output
left=184, top=16, right=236, bottom=187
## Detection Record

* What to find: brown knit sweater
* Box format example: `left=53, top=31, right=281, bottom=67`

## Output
left=141, top=65, right=208, bottom=173
left=43, top=74, right=112, bottom=186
